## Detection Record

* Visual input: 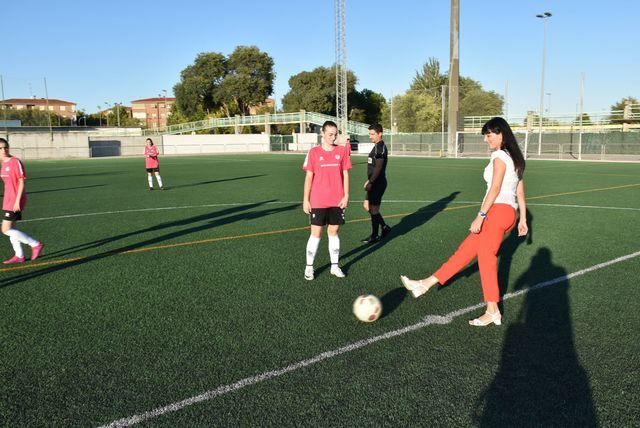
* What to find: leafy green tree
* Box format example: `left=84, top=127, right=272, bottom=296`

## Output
left=390, top=92, right=440, bottom=132
left=172, top=47, right=275, bottom=121
left=282, top=66, right=353, bottom=115
left=0, top=108, right=72, bottom=126
left=609, top=96, right=639, bottom=124
left=173, top=52, right=226, bottom=118
left=390, top=57, right=503, bottom=131
left=281, top=66, right=385, bottom=124
left=460, top=89, right=503, bottom=117
left=352, top=89, right=386, bottom=124
left=573, top=113, right=592, bottom=126
left=220, top=46, right=275, bottom=116
left=410, top=58, right=446, bottom=94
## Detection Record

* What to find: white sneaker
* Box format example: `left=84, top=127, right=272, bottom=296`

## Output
left=400, top=275, right=428, bottom=298
left=330, top=265, right=345, bottom=278
left=304, top=265, right=314, bottom=281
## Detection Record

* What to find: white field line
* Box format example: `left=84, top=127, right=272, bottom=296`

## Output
left=99, top=249, right=640, bottom=428
left=23, top=200, right=640, bottom=223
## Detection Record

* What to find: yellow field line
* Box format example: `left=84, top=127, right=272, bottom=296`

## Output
left=527, top=183, right=640, bottom=201
left=2, top=183, right=638, bottom=273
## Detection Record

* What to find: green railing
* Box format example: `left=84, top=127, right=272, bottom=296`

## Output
left=143, top=111, right=371, bottom=136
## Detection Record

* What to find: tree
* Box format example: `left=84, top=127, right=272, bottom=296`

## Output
left=172, top=47, right=275, bottom=121
left=173, top=52, right=226, bottom=118
left=389, top=92, right=440, bottom=133
left=573, top=113, right=592, bottom=126
left=459, top=89, right=503, bottom=117
left=352, top=89, right=386, bottom=124
left=0, top=108, right=72, bottom=126
left=281, top=66, right=386, bottom=125
left=219, top=46, right=275, bottom=116
left=610, top=96, right=639, bottom=124
left=390, top=57, right=503, bottom=132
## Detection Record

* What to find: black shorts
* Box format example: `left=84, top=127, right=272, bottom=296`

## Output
left=146, top=167, right=160, bottom=173
left=3, top=210, right=22, bottom=222
left=366, top=179, right=388, bottom=206
left=310, top=207, right=345, bottom=226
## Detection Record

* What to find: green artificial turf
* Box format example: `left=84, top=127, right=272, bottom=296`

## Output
left=0, top=154, right=638, bottom=426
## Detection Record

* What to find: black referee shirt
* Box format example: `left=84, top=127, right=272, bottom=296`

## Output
left=367, top=140, right=388, bottom=180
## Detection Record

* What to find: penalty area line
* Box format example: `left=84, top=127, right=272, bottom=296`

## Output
left=98, top=249, right=640, bottom=427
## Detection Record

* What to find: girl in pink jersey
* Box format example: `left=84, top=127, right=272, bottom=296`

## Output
left=302, top=121, right=352, bottom=280
left=0, top=138, right=43, bottom=264
left=144, top=138, right=164, bottom=190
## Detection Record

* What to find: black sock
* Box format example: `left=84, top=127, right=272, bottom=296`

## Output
left=370, top=213, right=380, bottom=237
left=374, top=213, right=387, bottom=228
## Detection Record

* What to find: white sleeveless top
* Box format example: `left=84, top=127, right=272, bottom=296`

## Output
left=483, top=150, right=519, bottom=209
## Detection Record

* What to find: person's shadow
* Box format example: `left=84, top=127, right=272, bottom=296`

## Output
left=474, top=247, right=598, bottom=427
left=332, top=192, right=460, bottom=319
left=339, top=191, right=461, bottom=273
left=0, top=201, right=299, bottom=288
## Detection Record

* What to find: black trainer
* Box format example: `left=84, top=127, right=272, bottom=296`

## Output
left=381, top=225, right=392, bottom=238
left=361, top=235, right=380, bottom=244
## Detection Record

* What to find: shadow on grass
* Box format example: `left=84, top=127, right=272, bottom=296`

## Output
left=326, top=191, right=461, bottom=277
left=474, top=247, right=597, bottom=426
left=0, top=200, right=298, bottom=288
left=44, top=200, right=277, bottom=259
left=29, top=172, right=123, bottom=180
left=28, top=184, right=106, bottom=195
left=166, top=174, right=265, bottom=190
left=379, top=287, right=407, bottom=319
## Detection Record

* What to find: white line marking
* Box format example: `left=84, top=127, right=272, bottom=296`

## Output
left=24, top=200, right=640, bottom=223
left=99, top=249, right=640, bottom=427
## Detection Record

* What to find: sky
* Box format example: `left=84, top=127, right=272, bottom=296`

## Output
left=2, top=0, right=638, bottom=119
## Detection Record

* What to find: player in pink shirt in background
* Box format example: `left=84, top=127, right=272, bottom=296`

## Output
left=302, top=121, right=352, bottom=280
left=0, top=138, right=43, bottom=264
left=144, top=138, right=164, bottom=190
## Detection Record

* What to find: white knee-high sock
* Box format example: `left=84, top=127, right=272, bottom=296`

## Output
left=155, top=174, right=163, bottom=187
left=147, top=176, right=153, bottom=188
left=4, top=229, right=37, bottom=257
left=328, top=235, right=340, bottom=264
left=306, top=236, right=321, bottom=266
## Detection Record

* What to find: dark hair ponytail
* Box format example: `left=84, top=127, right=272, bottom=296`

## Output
left=481, top=117, right=525, bottom=179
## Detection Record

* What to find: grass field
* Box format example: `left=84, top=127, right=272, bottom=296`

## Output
left=1, top=153, right=639, bottom=426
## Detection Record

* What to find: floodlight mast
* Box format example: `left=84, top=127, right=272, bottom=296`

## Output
left=335, top=0, right=348, bottom=140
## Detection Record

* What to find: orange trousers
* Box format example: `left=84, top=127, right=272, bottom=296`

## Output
left=434, top=204, right=516, bottom=302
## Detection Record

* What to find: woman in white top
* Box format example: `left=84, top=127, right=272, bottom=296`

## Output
left=401, top=117, right=528, bottom=326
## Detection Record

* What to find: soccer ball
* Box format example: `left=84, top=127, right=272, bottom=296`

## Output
left=353, top=294, right=382, bottom=322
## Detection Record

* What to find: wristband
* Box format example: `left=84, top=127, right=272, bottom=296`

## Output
left=478, top=210, right=487, bottom=219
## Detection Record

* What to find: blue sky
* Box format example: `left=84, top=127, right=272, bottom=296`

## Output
left=2, top=0, right=638, bottom=118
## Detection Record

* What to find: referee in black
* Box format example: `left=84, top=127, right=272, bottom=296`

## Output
left=362, top=123, right=391, bottom=244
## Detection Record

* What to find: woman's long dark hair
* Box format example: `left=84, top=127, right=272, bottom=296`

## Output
left=481, top=117, right=525, bottom=179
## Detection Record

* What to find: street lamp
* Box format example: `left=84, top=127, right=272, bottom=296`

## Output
left=545, top=92, right=551, bottom=113
left=536, top=11, right=552, bottom=156
left=104, top=102, right=111, bottom=126
left=97, top=105, right=102, bottom=126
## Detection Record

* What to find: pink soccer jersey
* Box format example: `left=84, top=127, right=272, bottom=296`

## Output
left=145, top=145, right=159, bottom=169
left=303, top=144, right=352, bottom=208
left=1, top=157, right=27, bottom=211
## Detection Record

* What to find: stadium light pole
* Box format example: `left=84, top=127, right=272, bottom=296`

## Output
left=536, top=11, right=552, bottom=156
left=104, top=102, right=111, bottom=126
